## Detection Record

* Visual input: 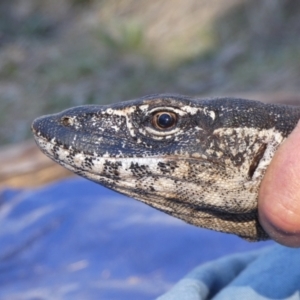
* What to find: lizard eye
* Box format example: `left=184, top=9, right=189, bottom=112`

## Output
left=152, top=112, right=177, bottom=130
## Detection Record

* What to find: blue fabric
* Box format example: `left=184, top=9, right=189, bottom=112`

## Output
left=158, top=246, right=300, bottom=299
left=0, top=178, right=297, bottom=299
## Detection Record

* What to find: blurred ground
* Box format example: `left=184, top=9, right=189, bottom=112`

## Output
left=0, top=0, right=300, bottom=146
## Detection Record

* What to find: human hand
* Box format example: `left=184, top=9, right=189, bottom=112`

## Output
left=259, top=121, right=300, bottom=247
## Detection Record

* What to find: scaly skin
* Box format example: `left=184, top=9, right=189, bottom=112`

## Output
left=31, top=94, right=300, bottom=241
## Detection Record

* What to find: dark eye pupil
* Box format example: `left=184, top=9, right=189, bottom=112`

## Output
left=157, top=113, right=175, bottom=128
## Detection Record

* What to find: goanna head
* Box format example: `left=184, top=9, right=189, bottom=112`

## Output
left=32, top=94, right=297, bottom=241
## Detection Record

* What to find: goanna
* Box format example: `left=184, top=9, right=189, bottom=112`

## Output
left=31, top=94, right=300, bottom=241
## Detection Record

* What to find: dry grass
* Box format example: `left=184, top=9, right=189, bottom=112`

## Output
left=0, top=0, right=300, bottom=145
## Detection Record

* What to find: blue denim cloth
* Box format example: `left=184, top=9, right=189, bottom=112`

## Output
left=0, top=178, right=289, bottom=299
left=158, top=246, right=300, bottom=300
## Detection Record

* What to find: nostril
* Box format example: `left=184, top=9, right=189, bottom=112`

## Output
left=61, top=116, right=74, bottom=126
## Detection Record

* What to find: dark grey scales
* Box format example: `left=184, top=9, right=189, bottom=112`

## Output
left=31, top=94, right=300, bottom=241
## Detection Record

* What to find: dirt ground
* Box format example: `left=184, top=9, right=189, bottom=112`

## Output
left=0, top=0, right=299, bottom=146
